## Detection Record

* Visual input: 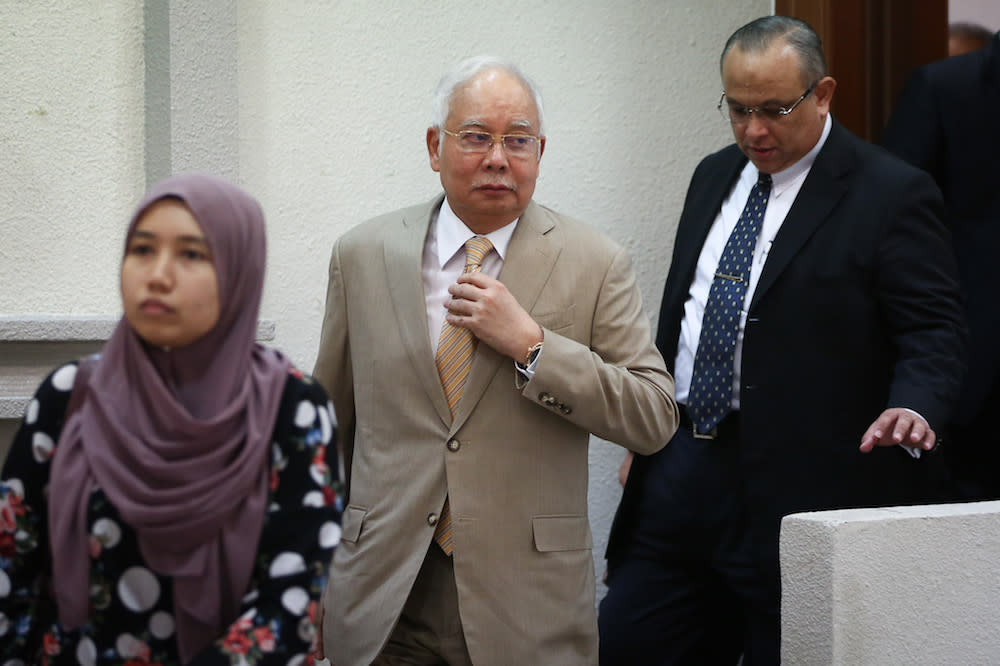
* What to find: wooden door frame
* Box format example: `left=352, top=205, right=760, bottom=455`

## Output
left=775, top=0, right=947, bottom=142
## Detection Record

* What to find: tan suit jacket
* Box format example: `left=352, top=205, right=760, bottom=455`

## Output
left=315, top=196, right=677, bottom=665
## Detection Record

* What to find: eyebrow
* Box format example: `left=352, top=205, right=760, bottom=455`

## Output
left=725, top=95, right=792, bottom=107
left=458, top=118, right=537, bottom=133
left=130, top=230, right=209, bottom=245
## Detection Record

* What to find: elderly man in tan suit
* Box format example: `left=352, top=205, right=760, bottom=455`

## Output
left=314, top=55, right=677, bottom=665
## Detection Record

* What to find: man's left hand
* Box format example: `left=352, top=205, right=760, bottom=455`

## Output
left=446, top=272, right=541, bottom=361
left=860, top=408, right=935, bottom=452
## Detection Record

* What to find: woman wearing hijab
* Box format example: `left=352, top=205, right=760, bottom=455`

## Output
left=0, top=173, right=342, bottom=665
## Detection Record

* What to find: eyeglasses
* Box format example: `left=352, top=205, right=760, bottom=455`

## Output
left=718, top=82, right=818, bottom=124
left=440, top=128, right=541, bottom=159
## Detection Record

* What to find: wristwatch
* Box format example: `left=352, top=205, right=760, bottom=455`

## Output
left=517, top=341, right=544, bottom=369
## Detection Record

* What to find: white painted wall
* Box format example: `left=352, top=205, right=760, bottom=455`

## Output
left=950, top=0, right=1000, bottom=32
left=0, top=0, right=769, bottom=602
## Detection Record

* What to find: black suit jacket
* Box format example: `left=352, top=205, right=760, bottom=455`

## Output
left=609, top=119, right=966, bottom=561
left=883, top=33, right=1000, bottom=429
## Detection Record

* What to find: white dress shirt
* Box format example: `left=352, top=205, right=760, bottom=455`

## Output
left=674, top=114, right=832, bottom=407
left=423, top=198, right=518, bottom=352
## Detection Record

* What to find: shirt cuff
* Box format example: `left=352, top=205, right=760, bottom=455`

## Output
left=898, top=408, right=927, bottom=459
left=514, top=345, right=543, bottom=379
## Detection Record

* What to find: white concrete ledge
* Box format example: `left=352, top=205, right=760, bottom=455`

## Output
left=0, top=315, right=119, bottom=342
left=781, top=501, right=1000, bottom=664
left=0, top=315, right=275, bottom=342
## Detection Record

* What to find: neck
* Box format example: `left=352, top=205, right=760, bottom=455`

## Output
left=456, top=211, right=522, bottom=235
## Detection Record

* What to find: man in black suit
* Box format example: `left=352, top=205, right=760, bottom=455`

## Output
left=883, top=31, right=1000, bottom=501
left=600, top=15, right=966, bottom=665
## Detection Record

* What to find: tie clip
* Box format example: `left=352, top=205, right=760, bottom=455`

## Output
left=714, top=272, right=744, bottom=282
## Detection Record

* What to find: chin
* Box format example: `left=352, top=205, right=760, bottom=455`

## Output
left=130, top=325, right=188, bottom=350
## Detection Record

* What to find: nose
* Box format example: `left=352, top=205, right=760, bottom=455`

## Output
left=743, top=113, right=770, bottom=138
left=482, top=139, right=509, bottom=170
left=148, top=251, right=174, bottom=290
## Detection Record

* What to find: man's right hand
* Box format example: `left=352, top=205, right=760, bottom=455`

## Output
left=618, top=451, right=634, bottom=487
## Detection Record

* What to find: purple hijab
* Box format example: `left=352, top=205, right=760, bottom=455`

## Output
left=48, top=173, right=291, bottom=662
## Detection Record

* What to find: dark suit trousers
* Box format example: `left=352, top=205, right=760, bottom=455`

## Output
left=599, top=417, right=779, bottom=665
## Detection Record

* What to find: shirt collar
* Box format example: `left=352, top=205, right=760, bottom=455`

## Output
left=746, top=113, right=833, bottom=197
left=435, top=197, right=519, bottom=268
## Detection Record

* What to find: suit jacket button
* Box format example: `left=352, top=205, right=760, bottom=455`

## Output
left=447, top=439, right=460, bottom=452
left=427, top=513, right=438, bottom=526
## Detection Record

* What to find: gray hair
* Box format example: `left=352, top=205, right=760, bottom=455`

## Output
left=721, top=16, right=827, bottom=86
left=429, top=55, right=546, bottom=136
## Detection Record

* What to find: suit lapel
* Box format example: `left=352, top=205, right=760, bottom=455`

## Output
left=384, top=196, right=454, bottom=426
left=665, top=151, right=745, bottom=320
left=750, top=120, right=853, bottom=309
left=449, top=202, right=560, bottom=431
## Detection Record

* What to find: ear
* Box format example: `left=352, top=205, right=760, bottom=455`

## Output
left=427, top=127, right=442, bottom=173
left=537, top=136, right=546, bottom=162
left=813, top=76, right=837, bottom=115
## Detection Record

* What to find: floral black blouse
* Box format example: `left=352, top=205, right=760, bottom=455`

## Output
left=0, top=361, right=342, bottom=665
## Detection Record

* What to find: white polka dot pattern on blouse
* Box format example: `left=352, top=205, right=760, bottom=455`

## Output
left=117, top=566, right=161, bottom=613
left=319, top=404, right=333, bottom=445
left=319, top=522, right=341, bottom=549
left=92, top=518, right=122, bottom=549
left=24, top=399, right=39, bottom=425
left=294, top=400, right=317, bottom=428
left=31, top=432, right=55, bottom=463
left=50, top=364, right=78, bottom=392
left=115, top=633, right=146, bottom=659
left=149, top=610, right=175, bottom=639
left=269, top=552, right=307, bottom=578
left=302, top=491, right=325, bottom=508
left=76, top=636, right=97, bottom=666
left=281, top=586, right=309, bottom=616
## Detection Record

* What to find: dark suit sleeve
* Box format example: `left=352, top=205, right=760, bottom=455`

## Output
left=876, top=166, right=966, bottom=429
left=882, top=69, right=944, bottom=180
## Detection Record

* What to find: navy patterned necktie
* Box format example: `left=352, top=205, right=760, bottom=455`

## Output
left=687, top=172, right=772, bottom=435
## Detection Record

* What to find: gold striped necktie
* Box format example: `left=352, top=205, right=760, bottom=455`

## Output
left=433, top=235, right=493, bottom=554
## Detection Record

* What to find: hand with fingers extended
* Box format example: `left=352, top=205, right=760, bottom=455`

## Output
left=860, top=407, right=936, bottom=453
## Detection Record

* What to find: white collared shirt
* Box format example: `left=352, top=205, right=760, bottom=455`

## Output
left=423, top=197, right=518, bottom=353
left=674, top=114, right=833, bottom=407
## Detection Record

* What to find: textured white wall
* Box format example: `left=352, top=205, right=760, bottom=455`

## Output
left=1, top=0, right=769, bottom=603
left=0, top=2, right=146, bottom=315
left=781, top=502, right=1000, bottom=664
